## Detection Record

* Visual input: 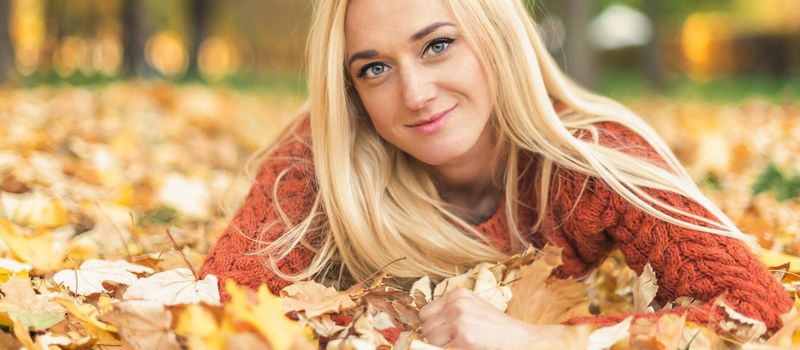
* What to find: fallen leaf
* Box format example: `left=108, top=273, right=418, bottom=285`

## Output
left=99, top=300, right=180, bottom=350
left=472, top=266, right=513, bottom=311
left=280, top=280, right=357, bottom=318
left=0, top=276, right=65, bottom=330
left=632, top=263, right=659, bottom=313
left=0, top=191, right=70, bottom=228
left=587, top=316, right=633, bottom=350
left=226, top=280, right=311, bottom=350
left=123, top=268, right=220, bottom=305
left=0, top=220, right=64, bottom=271
left=52, top=297, right=118, bottom=333
left=629, top=313, right=687, bottom=349
left=53, top=259, right=154, bottom=295
left=717, top=298, right=768, bottom=342
left=175, top=303, right=230, bottom=350
left=157, top=173, right=211, bottom=220
left=506, top=245, right=590, bottom=324
left=409, top=276, right=432, bottom=304
left=765, top=306, right=800, bottom=347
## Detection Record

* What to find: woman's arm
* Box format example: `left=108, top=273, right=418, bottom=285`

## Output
left=550, top=122, right=792, bottom=336
left=199, top=117, right=318, bottom=299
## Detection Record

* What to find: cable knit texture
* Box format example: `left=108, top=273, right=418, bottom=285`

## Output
left=200, top=104, right=792, bottom=336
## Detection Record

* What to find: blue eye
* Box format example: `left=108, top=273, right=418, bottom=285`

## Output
left=357, top=63, right=389, bottom=79
left=423, top=37, right=454, bottom=57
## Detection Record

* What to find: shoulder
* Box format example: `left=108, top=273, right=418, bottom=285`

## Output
left=576, top=120, right=667, bottom=168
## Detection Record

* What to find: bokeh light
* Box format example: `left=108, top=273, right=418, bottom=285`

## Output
left=145, top=31, right=188, bottom=78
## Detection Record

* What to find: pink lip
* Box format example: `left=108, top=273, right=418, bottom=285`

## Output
left=407, top=105, right=456, bottom=134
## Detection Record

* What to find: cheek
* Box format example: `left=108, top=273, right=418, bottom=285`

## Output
left=358, top=92, right=403, bottom=140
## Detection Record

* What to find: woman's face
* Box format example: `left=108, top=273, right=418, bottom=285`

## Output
left=345, top=0, right=494, bottom=166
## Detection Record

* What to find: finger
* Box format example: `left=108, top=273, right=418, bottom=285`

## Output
left=422, top=320, right=455, bottom=347
left=420, top=312, right=451, bottom=338
left=419, top=294, right=448, bottom=321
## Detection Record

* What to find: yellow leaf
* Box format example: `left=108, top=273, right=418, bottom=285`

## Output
left=758, top=248, right=800, bottom=273
left=0, top=267, right=29, bottom=283
left=53, top=297, right=118, bottom=332
left=0, top=192, right=70, bottom=228
left=225, top=280, right=310, bottom=350
left=280, top=280, right=357, bottom=318
left=506, top=245, right=590, bottom=324
left=0, top=220, right=64, bottom=271
left=176, top=304, right=227, bottom=350
left=10, top=317, right=36, bottom=350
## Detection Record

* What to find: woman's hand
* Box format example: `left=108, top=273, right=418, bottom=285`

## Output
left=418, top=288, right=568, bottom=349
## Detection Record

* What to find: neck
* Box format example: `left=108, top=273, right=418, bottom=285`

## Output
left=428, top=124, right=504, bottom=205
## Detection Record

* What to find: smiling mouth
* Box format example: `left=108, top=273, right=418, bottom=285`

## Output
left=406, top=105, right=457, bottom=127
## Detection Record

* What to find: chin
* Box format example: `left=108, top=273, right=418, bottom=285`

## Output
left=408, top=144, right=470, bottom=166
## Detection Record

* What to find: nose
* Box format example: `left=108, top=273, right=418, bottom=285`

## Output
left=400, top=66, right=436, bottom=111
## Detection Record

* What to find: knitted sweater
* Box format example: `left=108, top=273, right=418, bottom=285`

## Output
left=200, top=106, right=792, bottom=336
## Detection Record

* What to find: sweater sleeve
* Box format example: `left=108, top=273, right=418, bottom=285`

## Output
left=199, top=116, right=318, bottom=298
left=549, top=122, right=792, bottom=337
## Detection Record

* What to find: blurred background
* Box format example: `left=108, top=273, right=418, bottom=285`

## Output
left=0, top=0, right=798, bottom=100
left=1, top=0, right=800, bottom=292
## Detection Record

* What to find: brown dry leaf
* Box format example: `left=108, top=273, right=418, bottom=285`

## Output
left=632, top=263, right=659, bottom=313
left=98, top=300, right=180, bottom=350
left=506, top=245, right=590, bottom=324
left=0, top=276, right=65, bottom=331
left=281, top=280, right=357, bottom=318
left=716, top=298, right=768, bottom=343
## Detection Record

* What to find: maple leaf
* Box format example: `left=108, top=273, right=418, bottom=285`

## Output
left=280, top=280, right=357, bottom=318
left=225, top=280, right=314, bottom=350
left=123, top=268, right=220, bottom=305
left=506, top=245, right=590, bottom=324
left=0, top=220, right=65, bottom=271
left=175, top=303, right=231, bottom=350
left=53, top=259, right=154, bottom=296
left=0, top=276, right=65, bottom=331
left=632, top=263, right=659, bottom=313
left=99, top=300, right=181, bottom=350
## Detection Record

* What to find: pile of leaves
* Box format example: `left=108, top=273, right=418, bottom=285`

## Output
left=0, top=84, right=799, bottom=349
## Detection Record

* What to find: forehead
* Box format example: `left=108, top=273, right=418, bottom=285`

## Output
left=345, top=0, right=455, bottom=49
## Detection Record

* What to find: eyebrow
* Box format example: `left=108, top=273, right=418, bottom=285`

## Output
left=346, top=21, right=456, bottom=68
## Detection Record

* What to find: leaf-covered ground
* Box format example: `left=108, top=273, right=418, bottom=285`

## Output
left=0, top=83, right=798, bottom=349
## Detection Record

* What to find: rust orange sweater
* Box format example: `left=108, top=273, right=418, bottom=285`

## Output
left=200, top=106, right=792, bottom=335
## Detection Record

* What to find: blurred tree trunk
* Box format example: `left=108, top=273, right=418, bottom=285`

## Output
left=642, top=0, right=664, bottom=89
left=0, top=0, right=13, bottom=83
left=187, top=0, right=209, bottom=78
left=122, top=0, right=151, bottom=77
left=563, top=0, right=596, bottom=87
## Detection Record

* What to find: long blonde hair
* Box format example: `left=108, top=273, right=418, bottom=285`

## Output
left=255, top=0, right=756, bottom=287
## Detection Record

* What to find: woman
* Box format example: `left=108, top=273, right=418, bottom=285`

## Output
left=201, top=0, right=792, bottom=348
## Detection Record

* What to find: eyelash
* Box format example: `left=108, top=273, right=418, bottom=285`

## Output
left=356, top=37, right=456, bottom=79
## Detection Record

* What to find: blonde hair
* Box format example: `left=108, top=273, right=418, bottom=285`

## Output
left=254, top=0, right=757, bottom=288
